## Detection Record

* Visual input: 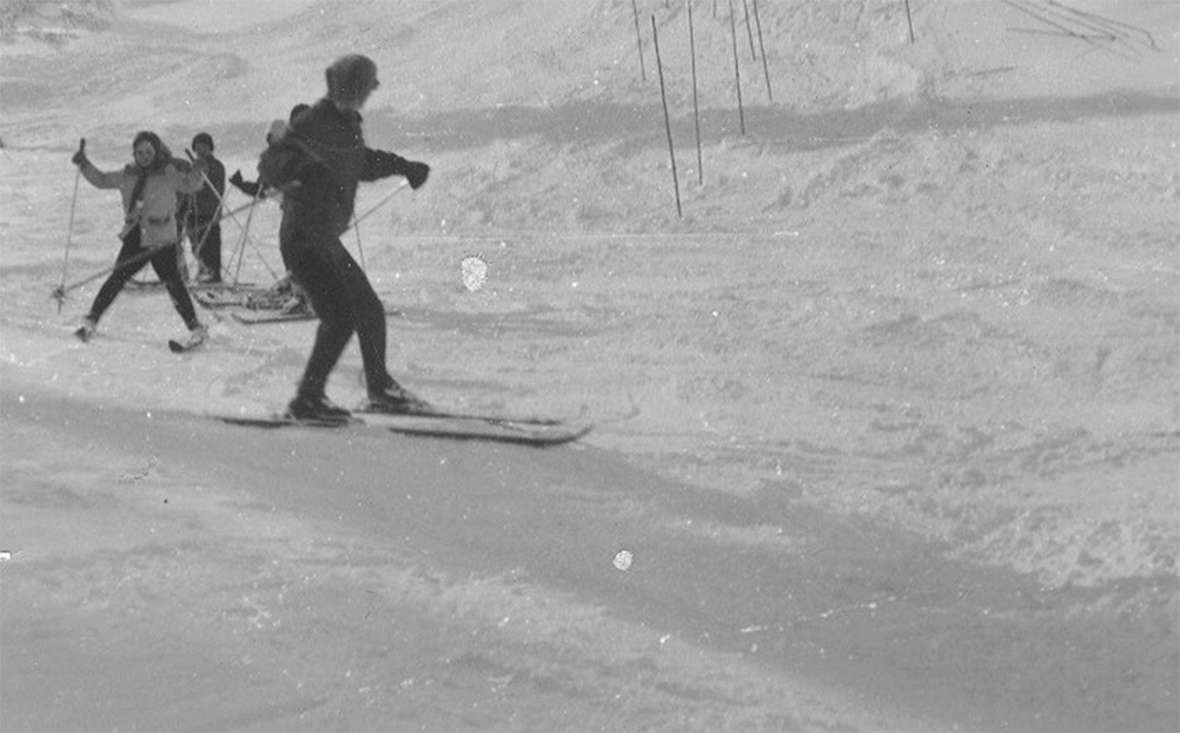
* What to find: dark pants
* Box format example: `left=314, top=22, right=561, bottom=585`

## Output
left=87, top=228, right=199, bottom=328
left=190, top=218, right=222, bottom=282
left=280, top=220, right=393, bottom=400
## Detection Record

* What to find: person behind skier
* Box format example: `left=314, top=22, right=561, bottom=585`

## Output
left=257, top=55, right=430, bottom=422
left=70, top=131, right=209, bottom=345
left=180, top=131, right=226, bottom=283
left=229, top=106, right=314, bottom=316
left=228, top=104, right=310, bottom=198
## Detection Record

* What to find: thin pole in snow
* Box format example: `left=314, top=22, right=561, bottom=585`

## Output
left=728, top=0, right=746, bottom=135
left=752, top=0, right=772, bottom=102
left=688, top=0, right=703, bottom=185
left=631, top=0, right=646, bottom=81
left=905, top=0, right=916, bottom=43
left=742, top=0, right=757, bottom=60
left=651, top=15, right=682, bottom=217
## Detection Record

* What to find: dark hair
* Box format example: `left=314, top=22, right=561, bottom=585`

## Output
left=289, top=103, right=310, bottom=122
left=192, top=132, right=214, bottom=150
left=131, top=131, right=171, bottom=168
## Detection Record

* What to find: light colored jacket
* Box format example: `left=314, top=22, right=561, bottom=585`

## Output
left=80, top=160, right=206, bottom=246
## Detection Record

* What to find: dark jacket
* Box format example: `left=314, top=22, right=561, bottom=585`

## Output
left=257, top=98, right=414, bottom=238
left=191, top=155, right=225, bottom=220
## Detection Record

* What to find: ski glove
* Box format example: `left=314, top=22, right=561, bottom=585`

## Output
left=401, top=160, right=430, bottom=190
left=229, top=170, right=245, bottom=186
left=70, top=138, right=87, bottom=168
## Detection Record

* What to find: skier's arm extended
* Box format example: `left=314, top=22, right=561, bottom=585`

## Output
left=72, top=146, right=127, bottom=190
left=360, top=148, right=429, bottom=188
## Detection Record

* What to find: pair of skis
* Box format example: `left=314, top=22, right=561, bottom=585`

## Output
left=217, top=405, right=591, bottom=447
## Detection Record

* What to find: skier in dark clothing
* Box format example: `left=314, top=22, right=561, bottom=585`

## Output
left=181, top=131, right=226, bottom=283
left=229, top=104, right=310, bottom=199
left=71, top=132, right=209, bottom=345
left=257, top=55, right=430, bottom=422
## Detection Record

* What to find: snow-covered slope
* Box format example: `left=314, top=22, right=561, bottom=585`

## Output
left=1, top=0, right=1177, bottom=729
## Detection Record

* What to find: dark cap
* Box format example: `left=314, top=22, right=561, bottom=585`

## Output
left=325, top=54, right=378, bottom=102
left=191, top=132, right=214, bottom=150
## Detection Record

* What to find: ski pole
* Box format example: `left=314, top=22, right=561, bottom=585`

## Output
left=56, top=138, right=84, bottom=312
left=186, top=149, right=277, bottom=282
left=353, top=225, right=366, bottom=268
left=51, top=242, right=174, bottom=302
left=345, top=181, right=408, bottom=269
left=218, top=197, right=261, bottom=223
left=232, top=185, right=265, bottom=284
left=352, top=181, right=408, bottom=227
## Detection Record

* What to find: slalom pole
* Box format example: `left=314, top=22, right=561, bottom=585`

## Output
left=752, top=0, right=773, bottom=102
left=742, top=0, right=757, bottom=60
left=688, top=1, right=703, bottom=186
left=631, top=0, right=646, bottom=81
left=652, top=15, right=682, bottom=218
left=728, top=0, right=746, bottom=136
left=56, top=138, right=84, bottom=313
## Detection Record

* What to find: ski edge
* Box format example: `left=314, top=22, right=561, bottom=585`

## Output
left=382, top=421, right=592, bottom=447
left=353, top=407, right=566, bottom=427
left=212, top=412, right=591, bottom=446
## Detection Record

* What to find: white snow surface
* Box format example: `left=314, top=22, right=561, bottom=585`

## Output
left=1, top=1, right=1178, bottom=730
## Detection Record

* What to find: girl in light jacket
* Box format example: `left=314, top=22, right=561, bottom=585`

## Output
left=71, top=131, right=208, bottom=344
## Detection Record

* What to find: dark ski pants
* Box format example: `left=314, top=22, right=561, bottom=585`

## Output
left=87, top=227, right=199, bottom=328
left=281, top=232, right=394, bottom=400
left=189, top=218, right=222, bottom=282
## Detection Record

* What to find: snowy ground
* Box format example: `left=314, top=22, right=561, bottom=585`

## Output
left=1, top=0, right=1178, bottom=730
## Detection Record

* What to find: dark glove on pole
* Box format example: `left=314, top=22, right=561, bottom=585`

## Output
left=70, top=138, right=88, bottom=168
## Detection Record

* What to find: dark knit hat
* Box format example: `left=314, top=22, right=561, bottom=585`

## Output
left=191, top=132, right=214, bottom=150
left=325, top=54, right=378, bottom=102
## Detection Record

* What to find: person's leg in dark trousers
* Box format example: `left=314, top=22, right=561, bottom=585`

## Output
left=284, top=243, right=355, bottom=401
left=285, top=239, right=394, bottom=400
left=86, top=228, right=152, bottom=323
left=195, top=219, right=222, bottom=282
left=147, top=243, right=201, bottom=328
left=329, top=242, right=393, bottom=395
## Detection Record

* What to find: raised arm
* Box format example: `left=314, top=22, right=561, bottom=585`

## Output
left=72, top=140, right=129, bottom=190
